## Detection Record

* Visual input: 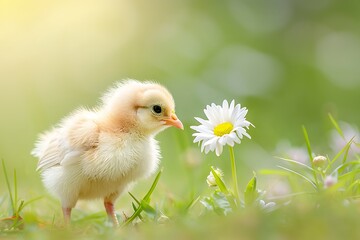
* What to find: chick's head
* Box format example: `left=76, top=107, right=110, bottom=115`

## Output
left=101, top=80, right=183, bottom=135
left=135, top=83, right=183, bottom=134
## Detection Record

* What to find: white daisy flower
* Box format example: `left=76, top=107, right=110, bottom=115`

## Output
left=191, top=100, right=254, bottom=156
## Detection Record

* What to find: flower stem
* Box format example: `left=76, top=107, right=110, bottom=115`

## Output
left=229, top=146, right=240, bottom=202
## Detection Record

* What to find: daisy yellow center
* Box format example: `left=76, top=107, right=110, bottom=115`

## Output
left=214, top=122, right=233, bottom=137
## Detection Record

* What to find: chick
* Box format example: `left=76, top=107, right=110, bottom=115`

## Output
left=31, top=80, right=183, bottom=226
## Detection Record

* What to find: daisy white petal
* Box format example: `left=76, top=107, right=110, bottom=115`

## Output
left=203, top=137, right=218, bottom=147
left=231, top=104, right=241, bottom=120
left=219, top=136, right=228, bottom=145
left=229, top=132, right=241, bottom=144
left=228, top=100, right=235, bottom=118
left=194, top=117, right=214, bottom=128
left=191, top=100, right=254, bottom=156
left=222, top=100, right=229, bottom=121
left=191, top=125, right=212, bottom=133
left=204, top=145, right=212, bottom=154
left=215, top=143, right=223, bottom=156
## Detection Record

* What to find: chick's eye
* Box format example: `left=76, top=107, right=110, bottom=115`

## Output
left=152, top=105, right=162, bottom=114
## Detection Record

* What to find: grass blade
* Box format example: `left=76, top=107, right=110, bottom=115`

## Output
left=258, top=169, right=290, bottom=176
left=333, top=161, right=360, bottom=175
left=329, top=113, right=345, bottom=139
left=130, top=202, right=144, bottom=221
left=143, top=169, right=163, bottom=202
left=128, top=192, right=141, bottom=205
left=140, top=200, right=157, bottom=218
left=302, top=126, right=319, bottom=186
left=347, top=180, right=360, bottom=194
left=338, top=169, right=360, bottom=181
left=123, top=169, right=163, bottom=226
left=185, top=196, right=200, bottom=211
left=328, top=137, right=355, bottom=168
left=122, top=205, right=144, bottom=226
left=278, top=165, right=317, bottom=190
left=342, top=138, right=353, bottom=164
left=17, top=196, right=43, bottom=213
left=14, top=169, right=18, bottom=217
left=16, top=201, right=24, bottom=216
left=276, top=156, right=315, bottom=172
left=2, top=159, right=15, bottom=215
left=302, top=126, right=313, bottom=162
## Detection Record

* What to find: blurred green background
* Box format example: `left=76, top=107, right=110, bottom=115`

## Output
left=1, top=0, right=360, bottom=203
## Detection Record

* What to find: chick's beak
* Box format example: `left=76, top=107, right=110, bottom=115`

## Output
left=164, top=113, right=184, bottom=130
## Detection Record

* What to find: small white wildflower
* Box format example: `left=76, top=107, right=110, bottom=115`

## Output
left=313, top=155, right=327, bottom=168
left=258, top=200, right=276, bottom=210
left=206, top=168, right=223, bottom=187
left=191, top=100, right=253, bottom=156
left=324, top=175, right=338, bottom=188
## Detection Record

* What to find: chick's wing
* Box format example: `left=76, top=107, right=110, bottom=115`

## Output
left=33, top=110, right=99, bottom=171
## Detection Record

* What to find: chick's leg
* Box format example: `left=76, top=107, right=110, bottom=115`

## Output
left=104, top=192, right=120, bottom=227
left=62, top=207, right=72, bottom=225
left=104, top=202, right=119, bottom=226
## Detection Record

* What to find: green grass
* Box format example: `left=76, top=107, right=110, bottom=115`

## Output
left=1, top=115, right=360, bottom=239
left=1, top=0, right=360, bottom=238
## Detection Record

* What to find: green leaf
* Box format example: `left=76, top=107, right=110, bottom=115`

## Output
left=210, top=166, right=229, bottom=194
left=244, top=172, right=257, bottom=207
left=200, top=191, right=234, bottom=216
left=212, top=191, right=232, bottom=216
left=200, top=192, right=233, bottom=216
left=210, top=167, right=237, bottom=209
left=200, top=197, right=214, bottom=212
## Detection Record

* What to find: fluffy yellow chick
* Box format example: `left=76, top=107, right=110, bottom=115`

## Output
left=31, top=80, right=183, bottom=226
